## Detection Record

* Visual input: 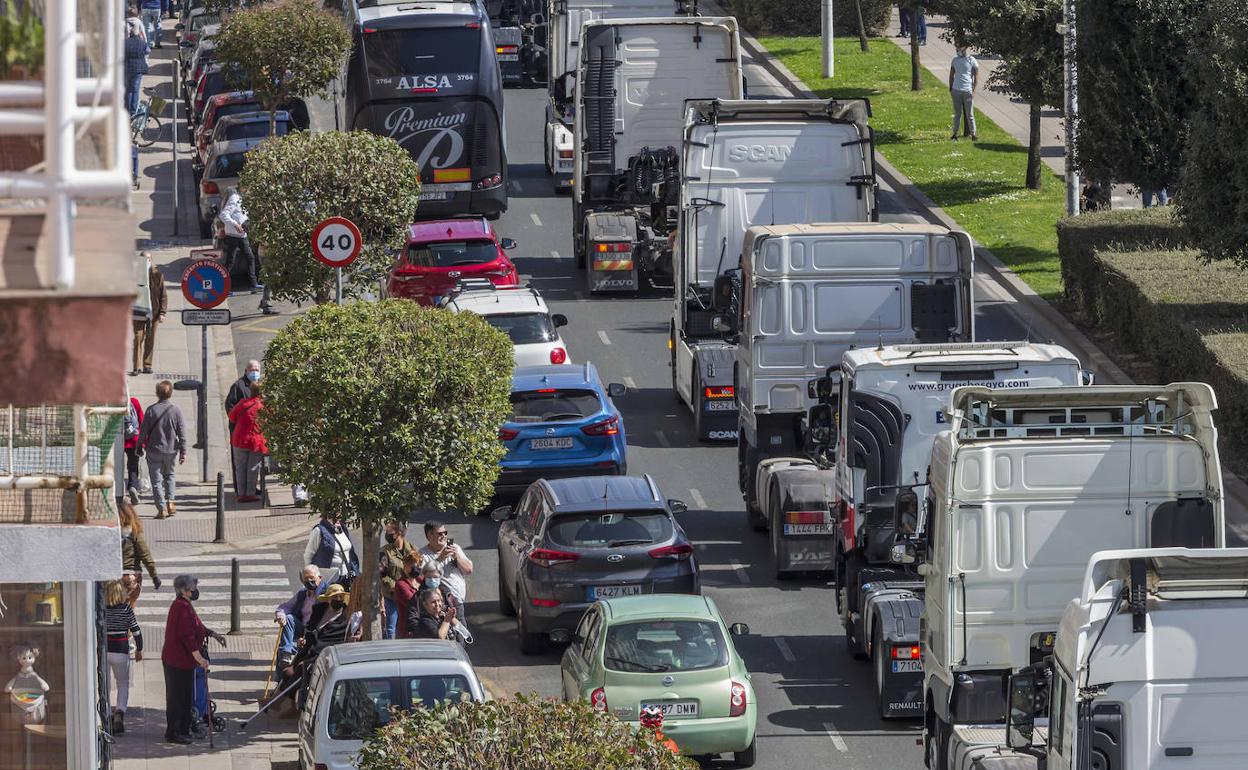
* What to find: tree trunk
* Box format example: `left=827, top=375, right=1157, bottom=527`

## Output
left=854, top=0, right=869, bottom=52
left=269, top=107, right=277, bottom=138
left=358, top=521, right=380, bottom=641
left=1026, top=101, right=1043, bottom=190
left=910, top=4, right=921, bottom=91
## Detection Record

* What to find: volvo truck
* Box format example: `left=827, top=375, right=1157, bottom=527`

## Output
left=670, top=98, right=876, bottom=441
left=571, top=17, right=743, bottom=292
left=908, top=383, right=1225, bottom=769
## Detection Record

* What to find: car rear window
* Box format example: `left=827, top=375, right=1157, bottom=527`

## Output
left=604, top=620, right=728, bottom=673
left=546, top=511, right=674, bottom=549
left=211, top=102, right=262, bottom=124
left=406, top=240, right=497, bottom=268
left=484, top=313, right=556, bottom=345
left=219, top=119, right=290, bottom=143
left=327, top=675, right=472, bottom=740
left=190, top=14, right=219, bottom=32
left=208, top=151, right=247, bottom=179
left=509, top=389, right=600, bottom=423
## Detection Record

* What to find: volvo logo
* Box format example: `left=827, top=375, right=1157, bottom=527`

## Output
left=607, top=554, right=624, bottom=563
left=662, top=675, right=674, bottom=687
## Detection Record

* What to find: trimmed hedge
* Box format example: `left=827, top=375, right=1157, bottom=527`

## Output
left=1057, top=207, right=1186, bottom=315
left=728, top=0, right=892, bottom=37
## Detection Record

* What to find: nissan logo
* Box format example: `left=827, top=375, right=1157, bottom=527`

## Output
left=546, top=427, right=556, bottom=435
left=607, top=554, right=624, bottom=563
left=662, top=675, right=674, bottom=687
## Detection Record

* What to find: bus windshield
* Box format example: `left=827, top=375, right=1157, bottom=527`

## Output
left=362, top=28, right=481, bottom=97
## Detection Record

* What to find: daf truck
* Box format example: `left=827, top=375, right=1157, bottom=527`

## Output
left=670, top=98, right=877, bottom=441
left=946, top=547, right=1248, bottom=770
left=907, top=383, right=1225, bottom=769
left=571, top=17, right=743, bottom=293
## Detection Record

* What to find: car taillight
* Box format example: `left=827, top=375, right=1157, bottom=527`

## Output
left=498, top=426, right=518, bottom=440
left=590, top=687, right=608, bottom=712
left=549, top=347, right=567, bottom=365
left=704, top=385, right=734, bottom=399
left=785, top=510, right=827, bottom=525
left=528, top=548, right=580, bottom=568
left=201, top=181, right=219, bottom=195
left=530, top=597, right=560, bottom=607
left=581, top=415, right=619, bottom=436
left=558, top=149, right=573, bottom=159
left=891, top=645, right=921, bottom=660
left=496, top=45, right=518, bottom=54
left=729, top=681, right=747, bottom=717
left=474, top=173, right=503, bottom=190
left=648, top=543, right=693, bottom=560
left=594, top=242, right=631, bottom=253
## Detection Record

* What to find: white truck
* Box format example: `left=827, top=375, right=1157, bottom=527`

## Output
left=572, top=17, right=743, bottom=293
left=670, top=98, right=877, bottom=440
left=910, top=383, right=1225, bottom=770
left=717, top=223, right=976, bottom=530
left=543, top=0, right=697, bottom=191
left=946, top=547, right=1248, bottom=770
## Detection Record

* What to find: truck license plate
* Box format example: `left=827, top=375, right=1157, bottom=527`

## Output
left=419, top=191, right=449, bottom=201
left=589, top=584, right=643, bottom=600
left=640, top=700, right=699, bottom=717
left=783, top=523, right=833, bottom=535
left=704, top=400, right=736, bottom=411
left=891, top=660, right=922, bottom=673
left=530, top=437, right=573, bottom=449
left=498, top=54, right=519, bottom=61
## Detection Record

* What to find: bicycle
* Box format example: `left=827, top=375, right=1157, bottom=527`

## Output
left=131, top=95, right=165, bottom=148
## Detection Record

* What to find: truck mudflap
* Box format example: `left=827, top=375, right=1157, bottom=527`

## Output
left=774, top=532, right=836, bottom=573
left=862, top=580, right=924, bottom=718
left=585, top=212, right=640, bottom=293
left=691, top=344, right=738, bottom=440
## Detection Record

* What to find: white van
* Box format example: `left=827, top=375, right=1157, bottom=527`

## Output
left=298, top=640, right=487, bottom=770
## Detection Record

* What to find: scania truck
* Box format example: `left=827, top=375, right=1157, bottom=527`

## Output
left=670, top=98, right=876, bottom=440
left=908, top=383, right=1225, bottom=769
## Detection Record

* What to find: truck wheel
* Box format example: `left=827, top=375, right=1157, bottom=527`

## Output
left=841, top=555, right=868, bottom=659
left=670, top=328, right=683, bottom=404
left=925, top=717, right=951, bottom=770
left=873, top=623, right=888, bottom=718
left=692, top=365, right=706, bottom=440
left=740, top=444, right=766, bottom=532
left=771, top=503, right=791, bottom=581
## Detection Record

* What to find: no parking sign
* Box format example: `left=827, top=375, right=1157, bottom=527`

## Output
left=181, top=259, right=231, bottom=309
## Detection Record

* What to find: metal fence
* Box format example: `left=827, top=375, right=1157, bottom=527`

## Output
left=0, top=404, right=125, bottom=523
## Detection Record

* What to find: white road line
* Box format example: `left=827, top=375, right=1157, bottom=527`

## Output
left=181, top=577, right=291, bottom=587
left=774, top=637, right=796, bottom=663
left=550, top=250, right=561, bottom=258
left=519, top=274, right=532, bottom=283
left=655, top=430, right=671, bottom=448
left=530, top=212, right=542, bottom=226
left=822, top=721, right=849, bottom=753
left=166, top=552, right=283, bottom=562
left=597, top=330, right=612, bottom=346
left=689, top=488, right=707, bottom=509
left=729, top=559, right=750, bottom=584
left=622, top=375, right=637, bottom=388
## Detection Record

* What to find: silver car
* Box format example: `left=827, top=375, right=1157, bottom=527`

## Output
left=197, top=136, right=263, bottom=238
left=492, top=475, right=698, bottom=655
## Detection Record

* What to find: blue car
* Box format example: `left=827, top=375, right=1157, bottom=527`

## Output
left=497, top=364, right=628, bottom=493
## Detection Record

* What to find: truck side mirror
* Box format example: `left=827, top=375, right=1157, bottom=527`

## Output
left=894, top=489, right=919, bottom=537
left=711, top=273, right=734, bottom=312
left=889, top=543, right=916, bottom=564
left=1080, top=369, right=1096, bottom=386
left=810, top=370, right=841, bottom=402
left=806, top=404, right=836, bottom=447
left=711, top=315, right=734, bottom=334
left=1006, top=670, right=1038, bottom=749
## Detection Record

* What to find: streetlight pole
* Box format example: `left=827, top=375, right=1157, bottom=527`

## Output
left=822, top=0, right=834, bottom=78
left=1061, top=0, right=1080, bottom=217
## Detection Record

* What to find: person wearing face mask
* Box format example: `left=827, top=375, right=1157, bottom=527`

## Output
left=418, top=520, right=473, bottom=618
left=303, top=513, right=360, bottom=588
left=284, top=584, right=358, bottom=709
left=161, top=575, right=225, bottom=745
left=225, top=360, right=261, bottom=494
left=391, top=553, right=422, bottom=639
left=228, top=381, right=268, bottom=503
left=273, top=565, right=328, bottom=665
left=378, top=519, right=419, bottom=639
left=409, top=588, right=463, bottom=642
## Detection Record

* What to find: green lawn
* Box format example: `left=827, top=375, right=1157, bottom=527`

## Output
left=760, top=36, right=1067, bottom=298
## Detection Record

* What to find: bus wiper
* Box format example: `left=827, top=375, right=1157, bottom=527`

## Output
left=605, top=656, right=668, bottom=673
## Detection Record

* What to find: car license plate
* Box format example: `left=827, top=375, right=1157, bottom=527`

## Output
left=891, top=660, right=922, bottom=673
left=530, top=437, right=573, bottom=450
left=419, top=191, right=449, bottom=201
left=704, top=400, right=736, bottom=411
left=498, top=54, right=519, bottom=61
left=641, top=700, right=699, bottom=718
left=783, top=523, right=834, bottom=535
left=588, top=584, right=643, bottom=600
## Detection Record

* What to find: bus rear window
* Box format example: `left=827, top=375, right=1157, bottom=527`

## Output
left=363, top=28, right=481, bottom=81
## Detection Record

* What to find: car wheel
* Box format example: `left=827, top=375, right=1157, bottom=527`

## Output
left=498, top=567, right=516, bottom=617
left=873, top=623, right=888, bottom=718
left=734, top=737, right=757, bottom=768
left=517, top=599, right=544, bottom=655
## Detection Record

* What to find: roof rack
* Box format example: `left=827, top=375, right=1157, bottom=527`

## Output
left=892, top=341, right=1028, bottom=357
left=957, top=394, right=1188, bottom=440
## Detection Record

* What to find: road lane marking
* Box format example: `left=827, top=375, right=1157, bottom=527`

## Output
left=729, top=559, right=750, bottom=584
left=822, top=721, right=849, bottom=752
left=689, top=488, right=707, bottom=509
left=622, top=375, right=637, bottom=388
left=655, top=430, right=671, bottom=448
left=519, top=274, right=532, bottom=283
left=550, top=250, right=561, bottom=258
left=774, top=637, right=796, bottom=663
left=597, top=330, right=612, bottom=346
left=530, top=212, right=542, bottom=226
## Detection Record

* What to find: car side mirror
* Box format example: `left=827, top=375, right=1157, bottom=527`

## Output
left=551, top=313, right=568, bottom=328
left=1005, top=670, right=1038, bottom=749
left=711, top=273, right=734, bottom=312
left=490, top=505, right=515, bottom=523
left=667, top=499, right=688, bottom=514
left=606, top=383, right=626, bottom=398
left=894, top=489, right=920, bottom=538
left=728, top=623, right=750, bottom=637
left=500, top=237, right=517, bottom=250
left=806, top=403, right=836, bottom=447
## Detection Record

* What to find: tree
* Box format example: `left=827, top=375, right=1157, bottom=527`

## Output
left=1177, top=0, right=1248, bottom=265
left=357, top=694, right=699, bottom=770
left=238, top=130, right=421, bottom=304
left=213, top=0, right=351, bottom=136
left=1075, top=0, right=1199, bottom=196
left=945, top=0, right=1064, bottom=189
left=260, top=301, right=514, bottom=640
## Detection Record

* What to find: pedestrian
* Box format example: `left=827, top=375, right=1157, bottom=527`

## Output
left=161, top=575, right=225, bottom=745
left=391, top=553, right=422, bottom=639
left=303, top=513, right=360, bottom=588
left=126, top=7, right=147, bottom=44
left=123, top=21, right=149, bottom=117
left=408, top=588, right=462, bottom=642
left=418, top=520, right=473, bottom=618
left=224, top=360, right=260, bottom=431
left=419, top=561, right=462, bottom=616
left=914, top=7, right=927, bottom=45
left=131, top=252, right=166, bottom=376
left=123, top=393, right=144, bottom=505
left=138, top=380, right=186, bottom=519
left=948, top=45, right=979, bottom=141
left=140, top=0, right=163, bottom=48
left=1142, top=186, right=1170, bottom=208
left=379, top=519, right=420, bottom=639
left=219, top=187, right=276, bottom=314
left=119, top=501, right=161, bottom=607
left=282, top=584, right=358, bottom=711
left=273, top=565, right=328, bottom=667
left=104, top=580, right=144, bottom=735
left=228, top=381, right=267, bottom=503
left=898, top=5, right=911, bottom=37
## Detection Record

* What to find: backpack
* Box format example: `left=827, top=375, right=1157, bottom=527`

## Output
left=124, top=402, right=140, bottom=439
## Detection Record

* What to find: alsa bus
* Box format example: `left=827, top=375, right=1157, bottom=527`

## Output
left=339, top=1, right=508, bottom=219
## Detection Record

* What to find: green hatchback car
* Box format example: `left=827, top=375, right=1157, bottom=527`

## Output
left=560, top=594, right=757, bottom=767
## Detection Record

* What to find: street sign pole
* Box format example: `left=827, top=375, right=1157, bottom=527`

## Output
left=335, top=267, right=343, bottom=305
left=200, top=323, right=208, bottom=482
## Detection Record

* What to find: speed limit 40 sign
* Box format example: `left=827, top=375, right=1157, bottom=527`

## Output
left=312, top=216, right=363, bottom=268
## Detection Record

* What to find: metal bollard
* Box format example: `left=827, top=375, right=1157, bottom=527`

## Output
left=214, top=472, right=225, bottom=543
left=229, top=557, right=241, bottom=635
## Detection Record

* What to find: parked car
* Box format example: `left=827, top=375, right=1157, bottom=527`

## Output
left=495, top=364, right=628, bottom=495
left=298, top=640, right=486, bottom=770
left=560, top=595, right=756, bottom=766
left=182, top=34, right=218, bottom=105
left=491, top=474, right=696, bottom=654
left=175, top=10, right=218, bottom=70
left=385, top=218, right=519, bottom=306
left=208, top=110, right=292, bottom=149
left=189, top=63, right=240, bottom=127
left=197, top=136, right=263, bottom=238
left=443, top=285, right=570, bottom=366
left=195, top=94, right=290, bottom=166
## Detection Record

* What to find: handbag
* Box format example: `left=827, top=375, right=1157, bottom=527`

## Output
left=138, top=454, right=152, bottom=493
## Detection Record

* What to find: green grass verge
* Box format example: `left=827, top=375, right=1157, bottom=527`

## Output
left=759, top=36, right=1067, bottom=298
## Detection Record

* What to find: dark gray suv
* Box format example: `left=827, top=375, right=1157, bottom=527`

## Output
left=492, top=475, right=698, bottom=654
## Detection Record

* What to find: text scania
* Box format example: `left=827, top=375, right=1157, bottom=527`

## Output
left=727, top=144, right=793, bottom=162
left=907, top=379, right=1035, bottom=391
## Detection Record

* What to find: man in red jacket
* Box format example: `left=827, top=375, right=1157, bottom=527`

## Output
left=161, top=575, right=225, bottom=744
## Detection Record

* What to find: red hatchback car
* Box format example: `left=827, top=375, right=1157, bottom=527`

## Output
left=386, top=219, right=519, bottom=305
